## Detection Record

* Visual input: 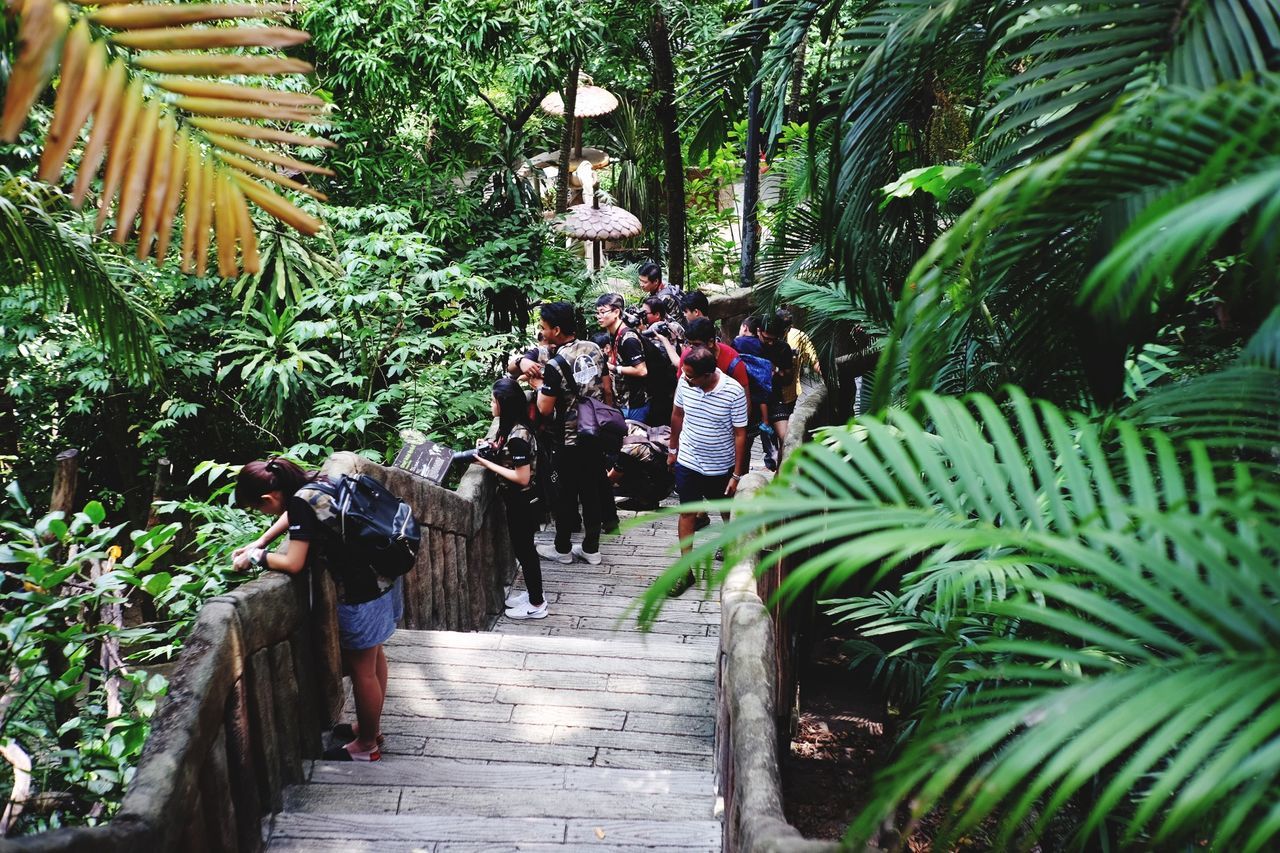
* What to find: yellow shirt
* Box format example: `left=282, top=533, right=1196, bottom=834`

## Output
left=786, top=327, right=820, bottom=398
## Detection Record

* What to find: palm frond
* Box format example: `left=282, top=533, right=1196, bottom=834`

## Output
left=1, top=0, right=334, bottom=278
left=845, top=521, right=1280, bottom=851
left=639, top=383, right=1280, bottom=848
left=0, top=173, right=157, bottom=375
left=981, top=0, right=1280, bottom=171
left=1123, top=305, right=1280, bottom=458
left=875, top=76, right=1280, bottom=412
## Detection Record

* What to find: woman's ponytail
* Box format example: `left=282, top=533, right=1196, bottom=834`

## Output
left=234, top=457, right=314, bottom=507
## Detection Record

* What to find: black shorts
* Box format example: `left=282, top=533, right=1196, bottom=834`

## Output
left=768, top=399, right=795, bottom=424
left=674, top=463, right=732, bottom=504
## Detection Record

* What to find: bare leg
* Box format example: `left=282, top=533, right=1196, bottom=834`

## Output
left=773, top=419, right=789, bottom=459
left=342, top=645, right=384, bottom=752
left=678, top=511, right=696, bottom=556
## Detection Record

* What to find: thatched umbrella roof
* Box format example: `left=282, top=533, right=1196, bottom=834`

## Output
left=560, top=203, right=642, bottom=241
left=540, top=86, right=619, bottom=118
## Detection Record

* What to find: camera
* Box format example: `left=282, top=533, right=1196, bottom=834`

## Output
left=622, top=307, right=645, bottom=330
left=453, top=442, right=500, bottom=465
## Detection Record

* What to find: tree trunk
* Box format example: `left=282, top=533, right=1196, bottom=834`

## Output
left=651, top=8, right=686, bottom=288
left=49, top=448, right=80, bottom=521
left=786, top=36, right=807, bottom=125
left=740, top=0, right=765, bottom=291
left=47, top=449, right=80, bottom=748
left=0, top=390, right=16, bottom=458
left=555, top=60, right=581, bottom=214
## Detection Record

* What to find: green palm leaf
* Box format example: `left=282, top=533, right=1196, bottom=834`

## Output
left=1122, top=305, right=1280, bottom=458
left=876, top=76, right=1280, bottom=411
left=638, top=383, right=1280, bottom=847
left=0, top=172, right=157, bottom=376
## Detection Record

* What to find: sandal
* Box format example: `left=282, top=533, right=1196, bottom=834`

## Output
left=322, top=742, right=381, bottom=762
left=667, top=570, right=696, bottom=598
left=331, top=723, right=385, bottom=747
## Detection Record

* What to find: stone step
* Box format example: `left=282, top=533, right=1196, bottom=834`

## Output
left=268, top=812, right=722, bottom=850
left=285, top=783, right=717, bottom=821
left=306, top=757, right=714, bottom=795
left=386, top=629, right=717, bottom=663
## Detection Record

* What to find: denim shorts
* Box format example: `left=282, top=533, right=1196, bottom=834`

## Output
left=674, top=463, right=733, bottom=504
left=337, top=578, right=403, bottom=650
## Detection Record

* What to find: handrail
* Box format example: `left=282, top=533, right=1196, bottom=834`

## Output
left=4, top=451, right=514, bottom=853
left=716, top=385, right=855, bottom=853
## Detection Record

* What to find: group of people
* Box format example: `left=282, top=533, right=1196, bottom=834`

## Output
left=227, top=263, right=819, bottom=763
left=498, top=263, right=821, bottom=607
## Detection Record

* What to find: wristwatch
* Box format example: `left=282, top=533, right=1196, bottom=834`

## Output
left=251, top=547, right=268, bottom=568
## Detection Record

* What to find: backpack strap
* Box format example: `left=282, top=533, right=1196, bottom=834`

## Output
left=550, top=351, right=582, bottom=399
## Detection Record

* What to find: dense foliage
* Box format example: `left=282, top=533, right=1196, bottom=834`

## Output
left=9, top=0, right=1276, bottom=846
left=644, top=1, right=1280, bottom=849
left=1, top=0, right=744, bottom=833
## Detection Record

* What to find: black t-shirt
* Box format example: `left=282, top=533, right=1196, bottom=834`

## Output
left=759, top=339, right=796, bottom=401
left=287, top=494, right=324, bottom=545
left=287, top=492, right=380, bottom=604
left=611, top=327, right=649, bottom=410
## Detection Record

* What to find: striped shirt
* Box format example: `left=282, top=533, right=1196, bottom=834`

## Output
left=673, top=370, right=748, bottom=475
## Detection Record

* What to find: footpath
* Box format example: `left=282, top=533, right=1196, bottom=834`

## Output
left=264, top=508, right=723, bottom=852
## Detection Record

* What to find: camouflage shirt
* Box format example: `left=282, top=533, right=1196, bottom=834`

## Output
left=493, top=423, right=536, bottom=492
left=540, top=338, right=605, bottom=447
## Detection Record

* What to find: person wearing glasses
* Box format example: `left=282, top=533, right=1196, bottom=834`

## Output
left=595, top=293, right=650, bottom=423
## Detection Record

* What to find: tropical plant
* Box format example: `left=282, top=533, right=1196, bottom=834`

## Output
left=0, top=493, right=178, bottom=831
left=639, top=307, right=1280, bottom=849
left=215, top=301, right=338, bottom=426
left=0, top=170, right=157, bottom=375
left=1, top=0, right=334, bottom=277
left=688, top=0, right=1280, bottom=409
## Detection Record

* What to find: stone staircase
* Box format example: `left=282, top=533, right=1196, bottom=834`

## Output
left=265, top=511, right=723, bottom=852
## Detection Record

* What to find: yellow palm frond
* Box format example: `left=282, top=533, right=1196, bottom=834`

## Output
left=1, top=0, right=333, bottom=277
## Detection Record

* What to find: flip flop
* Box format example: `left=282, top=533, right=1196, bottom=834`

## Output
left=331, top=723, right=385, bottom=747
left=322, top=742, right=381, bottom=762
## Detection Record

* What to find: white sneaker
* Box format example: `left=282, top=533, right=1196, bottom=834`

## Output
left=571, top=544, right=602, bottom=565
left=536, top=544, right=573, bottom=564
left=505, top=589, right=529, bottom=608
left=505, top=601, right=548, bottom=620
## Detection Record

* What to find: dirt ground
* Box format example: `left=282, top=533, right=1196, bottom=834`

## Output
left=781, top=634, right=888, bottom=842
left=780, top=635, right=1041, bottom=852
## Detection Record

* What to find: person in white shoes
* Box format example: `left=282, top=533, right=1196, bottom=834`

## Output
left=524, top=301, right=608, bottom=567
left=469, top=378, right=550, bottom=620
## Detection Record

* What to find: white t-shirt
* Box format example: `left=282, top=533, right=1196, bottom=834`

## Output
left=673, top=370, right=748, bottom=475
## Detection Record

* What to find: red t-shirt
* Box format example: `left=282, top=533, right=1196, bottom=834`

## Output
left=679, top=342, right=751, bottom=408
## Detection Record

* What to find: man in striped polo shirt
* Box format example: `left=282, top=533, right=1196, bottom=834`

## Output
left=666, top=346, right=748, bottom=595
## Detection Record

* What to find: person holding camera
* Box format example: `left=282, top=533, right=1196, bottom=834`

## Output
left=468, top=378, right=549, bottom=620
left=638, top=262, right=684, bottom=328
left=232, top=458, right=400, bottom=761
left=531, top=301, right=610, bottom=565
left=595, top=293, right=650, bottom=423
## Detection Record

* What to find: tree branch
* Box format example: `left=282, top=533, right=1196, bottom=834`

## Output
left=475, top=89, right=516, bottom=129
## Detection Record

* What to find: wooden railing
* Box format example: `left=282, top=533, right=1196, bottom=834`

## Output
left=716, top=386, right=849, bottom=853
left=5, top=452, right=514, bottom=853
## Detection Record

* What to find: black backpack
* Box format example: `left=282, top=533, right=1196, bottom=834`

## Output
left=297, top=475, right=421, bottom=592
left=638, top=330, right=677, bottom=401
